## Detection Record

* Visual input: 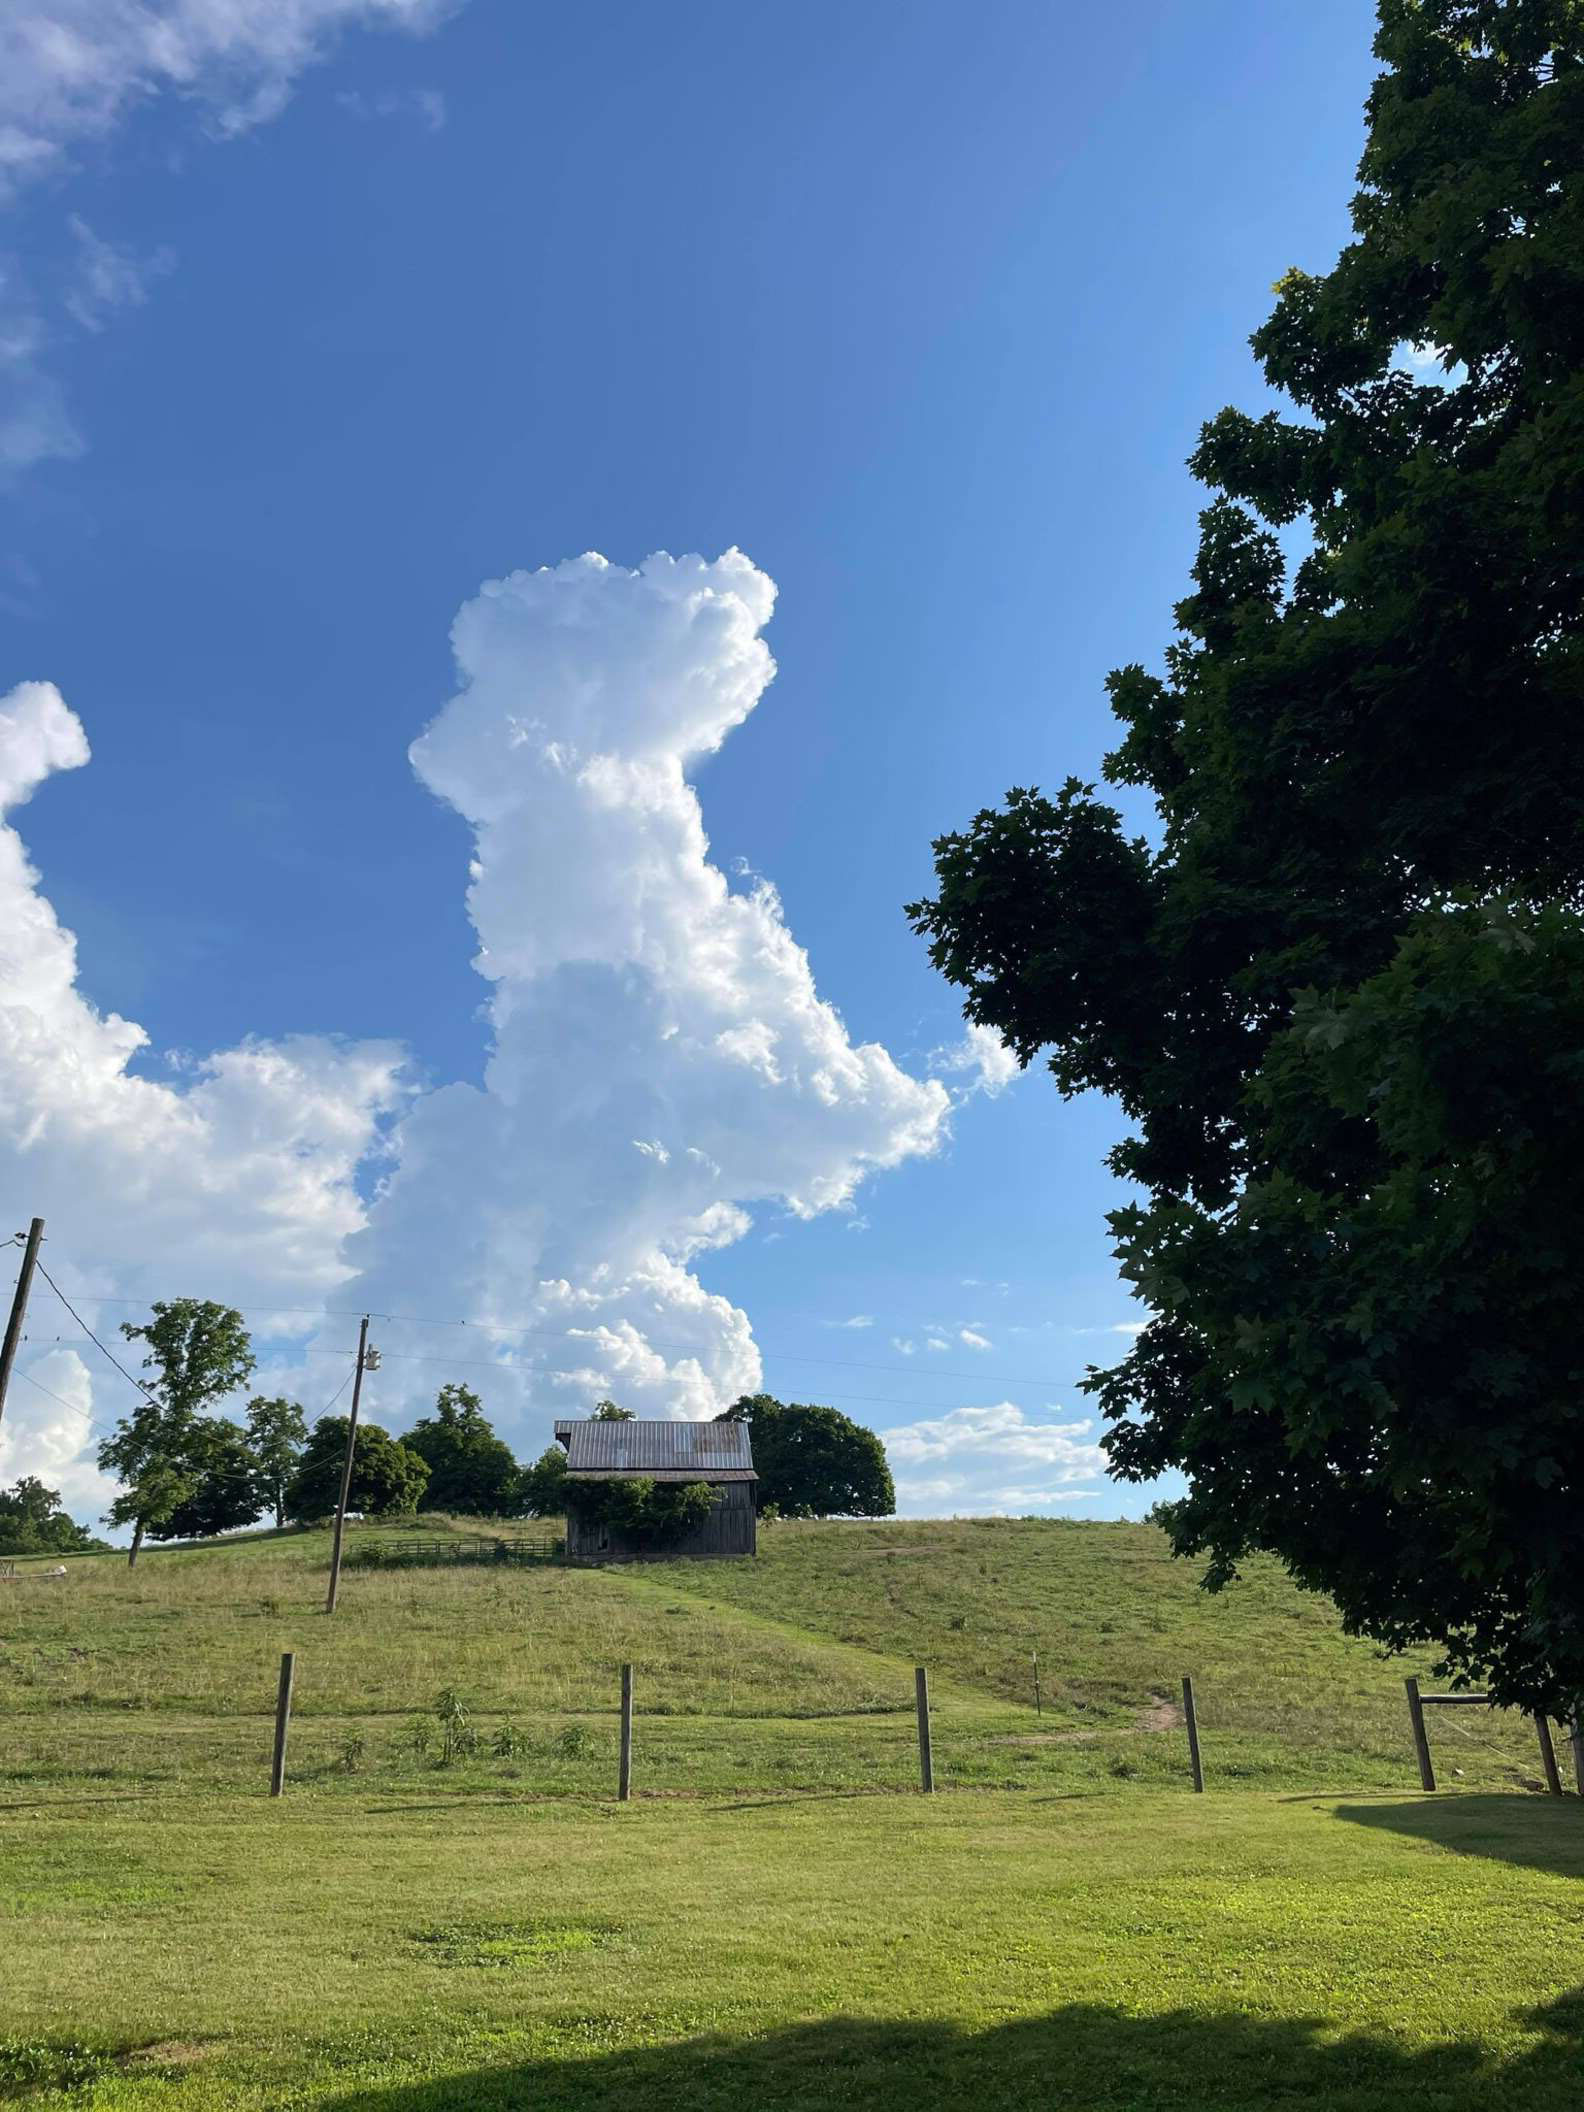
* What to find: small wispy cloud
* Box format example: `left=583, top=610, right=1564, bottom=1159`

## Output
left=0, top=0, right=457, bottom=197
left=892, top=1337, right=916, bottom=1356
left=924, top=1334, right=950, bottom=1353
left=958, top=1326, right=991, bottom=1351
left=0, top=273, right=83, bottom=475
left=928, top=1021, right=1020, bottom=1100
left=335, top=86, right=447, bottom=131
left=64, top=218, right=175, bottom=334
left=823, top=1314, right=874, bottom=1330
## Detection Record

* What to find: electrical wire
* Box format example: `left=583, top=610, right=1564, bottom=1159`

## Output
left=13, top=1364, right=118, bottom=1440
left=33, top=1262, right=165, bottom=1408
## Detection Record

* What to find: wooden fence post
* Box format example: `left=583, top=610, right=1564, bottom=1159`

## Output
left=1405, top=1677, right=1436, bottom=1792
left=270, top=1651, right=295, bottom=1798
left=1033, top=1649, right=1042, bottom=1718
left=1534, top=1715, right=1563, bottom=1797
left=618, top=1662, right=633, bottom=1802
left=915, top=1665, right=934, bottom=1794
left=1569, top=1712, right=1584, bottom=1798
left=1182, top=1675, right=1204, bottom=1793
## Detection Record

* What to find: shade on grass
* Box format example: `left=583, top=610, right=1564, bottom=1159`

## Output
left=2, top=1790, right=1583, bottom=2109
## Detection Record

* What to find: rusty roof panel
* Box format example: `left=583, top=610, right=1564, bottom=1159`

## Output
left=565, top=1467, right=758, bottom=1483
left=560, top=1418, right=755, bottom=1476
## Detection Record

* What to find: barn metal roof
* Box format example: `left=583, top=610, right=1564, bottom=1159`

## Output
left=555, top=1417, right=756, bottom=1480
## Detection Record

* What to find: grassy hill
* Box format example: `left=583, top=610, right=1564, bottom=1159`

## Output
left=4, top=1517, right=1581, bottom=2110
left=646, top=1515, right=1553, bottom=1789
left=0, top=1514, right=1551, bottom=1801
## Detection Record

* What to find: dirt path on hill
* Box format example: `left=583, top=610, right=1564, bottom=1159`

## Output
left=988, top=1692, right=1187, bottom=1745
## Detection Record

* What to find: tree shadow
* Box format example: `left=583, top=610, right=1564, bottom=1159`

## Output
left=1335, top=1794, right=1584, bottom=1877
left=319, top=1992, right=1584, bottom=2111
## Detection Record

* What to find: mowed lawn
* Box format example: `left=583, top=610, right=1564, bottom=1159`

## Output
left=4, top=1522, right=1581, bottom=2107
left=3, top=1787, right=1584, bottom=2109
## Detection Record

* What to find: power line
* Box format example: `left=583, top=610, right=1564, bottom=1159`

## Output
left=6, top=1347, right=355, bottom=1458
left=33, top=1263, right=165, bottom=1410
left=317, top=1371, right=354, bottom=1416
left=13, top=1364, right=117, bottom=1439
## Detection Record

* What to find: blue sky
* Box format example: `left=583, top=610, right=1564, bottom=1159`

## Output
left=1, top=0, right=1380, bottom=1522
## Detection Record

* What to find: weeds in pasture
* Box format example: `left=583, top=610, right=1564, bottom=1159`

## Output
left=492, top=1719, right=528, bottom=1760
left=435, top=1689, right=481, bottom=1766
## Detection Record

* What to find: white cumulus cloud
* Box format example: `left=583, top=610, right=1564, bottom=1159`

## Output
left=332, top=550, right=952, bottom=1428
left=0, top=679, right=407, bottom=1338
left=0, top=1346, right=119, bottom=1519
left=958, top=1326, right=991, bottom=1350
left=884, top=1401, right=1107, bottom=1515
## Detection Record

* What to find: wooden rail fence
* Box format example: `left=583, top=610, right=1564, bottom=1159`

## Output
left=348, top=1532, right=560, bottom=1569
left=1403, top=1676, right=1578, bottom=1795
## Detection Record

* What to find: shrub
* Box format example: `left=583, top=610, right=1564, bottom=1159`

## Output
left=563, top=1475, right=715, bottom=1548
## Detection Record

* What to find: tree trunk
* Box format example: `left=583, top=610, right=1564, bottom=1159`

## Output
left=127, top=1516, right=145, bottom=1570
left=275, top=1496, right=285, bottom=1530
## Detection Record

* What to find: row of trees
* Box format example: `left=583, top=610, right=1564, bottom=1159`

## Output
left=57, top=1298, right=897, bottom=1562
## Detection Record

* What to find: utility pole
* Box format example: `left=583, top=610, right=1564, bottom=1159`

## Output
left=325, top=1316, right=378, bottom=1616
left=0, top=1218, right=45, bottom=1434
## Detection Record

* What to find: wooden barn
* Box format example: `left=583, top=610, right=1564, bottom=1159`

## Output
left=554, top=1418, right=757, bottom=1562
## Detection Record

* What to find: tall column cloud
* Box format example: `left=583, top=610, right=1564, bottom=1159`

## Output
left=338, top=550, right=952, bottom=1426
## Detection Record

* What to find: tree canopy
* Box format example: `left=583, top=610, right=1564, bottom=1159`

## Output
left=907, top=1, right=1584, bottom=1714
left=403, top=1384, right=520, bottom=1515
left=285, top=1417, right=430, bottom=1523
left=718, top=1395, right=895, bottom=1519
left=0, top=1478, right=108, bottom=1557
left=148, top=1418, right=266, bottom=1542
left=245, top=1396, right=308, bottom=1530
left=517, top=1444, right=569, bottom=1518
left=99, top=1299, right=257, bottom=1564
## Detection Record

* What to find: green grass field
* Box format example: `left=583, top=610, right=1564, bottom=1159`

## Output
left=3, top=1517, right=1580, bottom=2107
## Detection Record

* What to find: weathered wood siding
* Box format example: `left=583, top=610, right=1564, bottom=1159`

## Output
left=566, top=1480, right=756, bottom=1563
